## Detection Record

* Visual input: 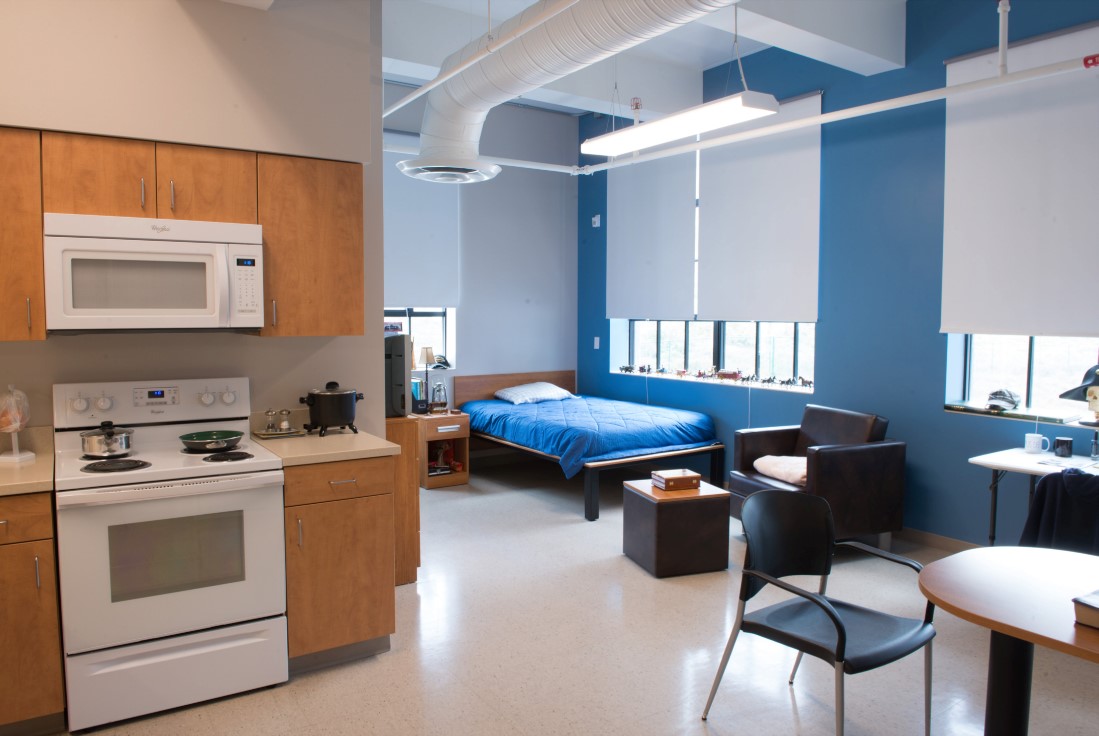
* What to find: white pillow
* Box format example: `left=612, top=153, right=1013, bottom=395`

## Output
left=494, top=382, right=575, bottom=405
left=753, top=455, right=808, bottom=487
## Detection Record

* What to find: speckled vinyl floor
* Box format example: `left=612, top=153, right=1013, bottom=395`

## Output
left=82, top=461, right=1097, bottom=735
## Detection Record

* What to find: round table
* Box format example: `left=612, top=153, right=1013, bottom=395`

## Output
left=918, top=546, right=1099, bottom=735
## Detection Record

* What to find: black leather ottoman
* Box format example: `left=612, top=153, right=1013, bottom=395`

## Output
left=622, top=479, right=731, bottom=578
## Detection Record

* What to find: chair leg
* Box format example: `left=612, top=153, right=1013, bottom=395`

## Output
left=925, top=641, right=933, bottom=736
left=788, top=652, right=804, bottom=685
left=876, top=532, right=892, bottom=551
left=702, top=601, right=745, bottom=721
left=834, top=663, right=845, bottom=736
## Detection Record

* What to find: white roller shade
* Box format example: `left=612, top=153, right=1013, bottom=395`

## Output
left=606, top=152, right=696, bottom=320
left=941, top=25, right=1099, bottom=337
left=383, top=149, right=461, bottom=307
left=697, top=93, right=821, bottom=323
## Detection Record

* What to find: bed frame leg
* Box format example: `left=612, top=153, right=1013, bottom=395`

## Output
left=584, top=468, right=600, bottom=521
left=709, top=446, right=726, bottom=487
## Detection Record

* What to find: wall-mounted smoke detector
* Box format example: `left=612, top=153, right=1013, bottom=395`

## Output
left=396, top=157, right=502, bottom=184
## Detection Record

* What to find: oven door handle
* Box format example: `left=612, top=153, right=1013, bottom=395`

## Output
left=56, top=470, right=285, bottom=508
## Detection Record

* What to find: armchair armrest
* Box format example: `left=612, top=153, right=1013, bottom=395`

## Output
left=805, top=440, right=906, bottom=538
left=733, top=425, right=800, bottom=472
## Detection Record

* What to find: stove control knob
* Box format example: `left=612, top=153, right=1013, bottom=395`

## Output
left=220, top=391, right=237, bottom=405
left=95, top=396, right=113, bottom=411
left=70, top=397, right=89, bottom=414
left=200, top=392, right=216, bottom=407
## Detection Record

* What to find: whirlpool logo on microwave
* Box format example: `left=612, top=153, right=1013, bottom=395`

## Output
left=151, top=224, right=172, bottom=234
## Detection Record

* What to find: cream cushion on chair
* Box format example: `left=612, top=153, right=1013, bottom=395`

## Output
left=753, top=455, right=808, bottom=487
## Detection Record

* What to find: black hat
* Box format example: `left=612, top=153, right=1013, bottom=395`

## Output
left=1059, top=365, right=1099, bottom=402
left=986, top=388, right=1020, bottom=412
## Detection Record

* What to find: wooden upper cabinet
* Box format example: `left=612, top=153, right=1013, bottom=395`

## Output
left=42, top=133, right=257, bottom=223
left=42, top=132, right=156, bottom=218
left=0, top=127, right=45, bottom=341
left=258, top=154, right=364, bottom=336
left=155, top=143, right=257, bottom=223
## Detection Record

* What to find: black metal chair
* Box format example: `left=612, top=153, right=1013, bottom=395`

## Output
left=701, top=491, right=935, bottom=736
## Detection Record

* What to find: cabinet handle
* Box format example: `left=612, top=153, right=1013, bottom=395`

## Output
left=436, top=425, right=461, bottom=433
left=170, top=179, right=176, bottom=210
left=328, top=478, right=358, bottom=487
left=272, top=300, right=278, bottom=326
left=25, top=297, right=31, bottom=328
left=297, top=518, right=303, bottom=548
left=140, top=177, right=146, bottom=209
left=34, top=555, right=41, bottom=589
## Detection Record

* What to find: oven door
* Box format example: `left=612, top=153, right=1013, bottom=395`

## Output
left=44, top=236, right=229, bottom=330
left=56, top=471, right=285, bottom=655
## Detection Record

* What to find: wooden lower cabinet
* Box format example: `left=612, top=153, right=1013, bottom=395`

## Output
left=386, top=417, right=421, bottom=585
left=0, top=494, right=64, bottom=733
left=283, top=459, right=395, bottom=661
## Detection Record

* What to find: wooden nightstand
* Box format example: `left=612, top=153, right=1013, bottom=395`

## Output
left=410, top=411, right=470, bottom=489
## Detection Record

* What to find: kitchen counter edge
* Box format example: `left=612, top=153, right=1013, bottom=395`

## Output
left=252, top=430, right=399, bottom=467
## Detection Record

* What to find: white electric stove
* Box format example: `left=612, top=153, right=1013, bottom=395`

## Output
left=52, top=377, right=288, bottom=731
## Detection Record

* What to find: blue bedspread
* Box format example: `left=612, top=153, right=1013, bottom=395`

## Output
left=461, top=396, right=717, bottom=478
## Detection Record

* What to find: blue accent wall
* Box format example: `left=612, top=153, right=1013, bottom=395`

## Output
left=576, top=0, right=1099, bottom=545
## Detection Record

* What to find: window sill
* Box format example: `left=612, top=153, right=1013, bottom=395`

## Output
left=943, top=401, right=1083, bottom=425
left=612, top=370, right=813, bottom=394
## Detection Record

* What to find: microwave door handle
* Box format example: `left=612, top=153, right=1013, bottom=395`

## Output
left=217, top=249, right=231, bottom=327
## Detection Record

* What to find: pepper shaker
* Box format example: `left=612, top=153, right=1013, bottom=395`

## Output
left=264, top=409, right=277, bottom=433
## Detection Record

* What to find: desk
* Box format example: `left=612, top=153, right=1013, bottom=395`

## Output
left=968, top=449, right=1098, bottom=546
left=919, top=547, right=1099, bottom=735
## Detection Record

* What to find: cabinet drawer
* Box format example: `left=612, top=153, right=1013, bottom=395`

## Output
left=0, top=493, right=54, bottom=545
left=422, top=415, right=469, bottom=442
left=284, top=457, right=394, bottom=507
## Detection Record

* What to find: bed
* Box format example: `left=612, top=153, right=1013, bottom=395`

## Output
left=454, top=371, right=725, bottom=520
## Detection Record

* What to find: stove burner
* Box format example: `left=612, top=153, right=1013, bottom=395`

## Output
left=81, top=459, right=152, bottom=473
left=81, top=453, right=130, bottom=461
left=203, top=451, right=253, bottom=463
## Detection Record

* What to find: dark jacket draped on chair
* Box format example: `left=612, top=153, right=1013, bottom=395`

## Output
left=1019, top=469, right=1099, bottom=554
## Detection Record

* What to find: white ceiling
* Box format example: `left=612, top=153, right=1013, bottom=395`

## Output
left=382, top=0, right=907, bottom=120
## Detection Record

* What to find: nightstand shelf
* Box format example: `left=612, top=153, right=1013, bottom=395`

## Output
left=411, top=412, right=470, bottom=489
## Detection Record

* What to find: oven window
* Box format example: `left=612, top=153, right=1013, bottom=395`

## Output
left=108, top=511, right=245, bottom=602
left=71, top=258, right=208, bottom=309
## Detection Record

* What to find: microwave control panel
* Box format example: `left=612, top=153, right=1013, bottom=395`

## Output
left=227, top=244, right=264, bottom=326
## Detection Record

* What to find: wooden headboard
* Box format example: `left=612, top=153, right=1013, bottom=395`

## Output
left=454, top=370, right=576, bottom=406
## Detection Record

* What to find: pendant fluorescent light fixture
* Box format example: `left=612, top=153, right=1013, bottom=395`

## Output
left=580, top=90, right=779, bottom=158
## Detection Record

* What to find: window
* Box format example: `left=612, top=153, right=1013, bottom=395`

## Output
left=963, top=334, right=1099, bottom=418
left=383, top=307, right=455, bottom=364
left=626, top=319, right=814, bottom=388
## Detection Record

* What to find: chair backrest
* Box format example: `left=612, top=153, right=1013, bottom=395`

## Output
left=793, top=404, right=888, bottom=456
left=740, top=490, right=835, bottom=600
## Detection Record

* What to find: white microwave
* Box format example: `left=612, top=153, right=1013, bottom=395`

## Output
left=44, top=213, right=264, bottom=331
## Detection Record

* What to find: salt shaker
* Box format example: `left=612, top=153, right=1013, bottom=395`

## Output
left=279, top=409, right=292, bottom=431
left=265, top=409, right=277, bottom=433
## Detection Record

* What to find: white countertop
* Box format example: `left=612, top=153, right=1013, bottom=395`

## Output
left=0, top=426, right=55, bottom=496
left=251, top=427, right=399, bottom=467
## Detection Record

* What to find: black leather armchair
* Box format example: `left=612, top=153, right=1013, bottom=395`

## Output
left=728, top=404, right=905, bottom=540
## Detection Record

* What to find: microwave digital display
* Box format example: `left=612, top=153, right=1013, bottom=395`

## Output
left=236, top=258, right=256, bottom=267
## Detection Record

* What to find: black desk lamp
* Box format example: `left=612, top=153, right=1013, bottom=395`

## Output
left=1059, top=364, right=1099, bottom=427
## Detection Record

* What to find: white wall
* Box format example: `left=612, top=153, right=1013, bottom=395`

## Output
left=0, top=0, right=385, bottom=434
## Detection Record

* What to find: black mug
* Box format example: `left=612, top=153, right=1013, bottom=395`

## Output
left=1054, top=437, right=1073, bottom=458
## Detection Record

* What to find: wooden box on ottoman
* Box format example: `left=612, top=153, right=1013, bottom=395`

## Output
left=622, top=479, right=731, bottom=578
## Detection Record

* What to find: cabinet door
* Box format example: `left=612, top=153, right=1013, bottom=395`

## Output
left=0, top=540, right=64, bottom=725
left=155, top=143, right=257, bottom=223
left=258, top=154, right=364, bottom=336
left=42, top=132, right=155, bottom=218
left=0, top=127, right=45, bottom=341
left=284, top=495, right=395, bottom=658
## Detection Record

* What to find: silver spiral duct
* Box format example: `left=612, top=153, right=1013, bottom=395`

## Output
left=399, top=0, right=737, bottom=183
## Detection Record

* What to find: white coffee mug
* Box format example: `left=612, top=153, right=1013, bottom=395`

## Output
left=1024, top=433, right=1050, bottom=454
